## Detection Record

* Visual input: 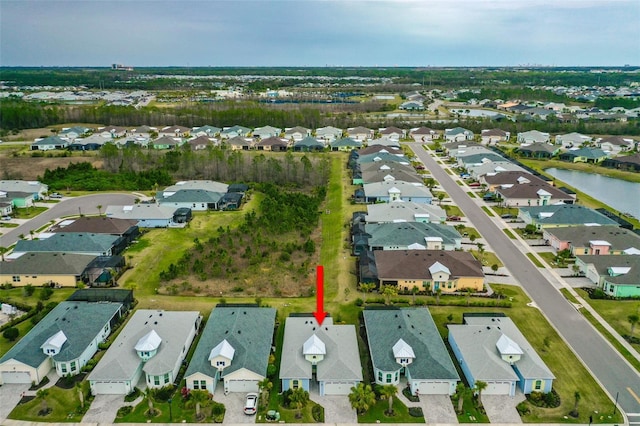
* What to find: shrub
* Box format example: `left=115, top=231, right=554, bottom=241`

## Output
left=267, top=364, right=276, bottom=378
left=354, top=298, right=364, bottom=307
left=124, top=387, right=140, bottom=403
left=23, top=284, right=35, bottom=296
left=312, top=404, right=324, bottom=422
left=152, top=385, right=175, bottom=401
left=211, top=401, right=225, bottom=422
left=3, top=327, right=19, bottom=341
left=516, top=401, right=530, bottom=415
left=117, top=406, right=132, bottom=417
left=39, top=287, right=53, bottom=300
left=408, top=407, right=424, bottom=417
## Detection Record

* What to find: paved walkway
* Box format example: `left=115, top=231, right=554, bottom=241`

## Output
left=396, top=380, right=458, bottom=424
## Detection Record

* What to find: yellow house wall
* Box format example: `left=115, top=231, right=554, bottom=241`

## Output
left=391, top=276, right=483, bottom=293
left=0, top=274, right=78, bottom=287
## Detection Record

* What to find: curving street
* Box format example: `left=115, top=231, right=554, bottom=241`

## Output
left=408, top=142, right=640, bottom=420
left=0, top=193, right=138, bottom=248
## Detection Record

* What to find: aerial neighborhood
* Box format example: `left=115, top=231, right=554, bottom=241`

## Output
left=0, top=68, right=639, bottom=425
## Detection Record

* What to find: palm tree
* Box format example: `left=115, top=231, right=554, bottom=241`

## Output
left=476, top=243, right=485, bottom=264
left=379, top=384, right=397, bottom=416
left=76, top=382, right=84, bottom=409
left=455, top=383, right=467, bottom=414
left=571, top=390, right=581, bottom=417
left=289, top=388, right=309, bottom=419
left=190, top=390, right=210, bottom=420
left=0, top=246, right=8, bottom=261
left=36, top=388, right=49, bottom=415
left=258, top=378, right=272, bottom=406
left=628, top=314, right=639, bottom=337
left=381, top=285, right=397, bottom=306
left=474, top=380, right=487, bottom=408
left=437, top=193, right=445, bottom=205
left=435, top=288, right=442, bottom=305
left=96, top=204, right=103, bottom=216
left=143, top=388, right=156, bottom=417
left=411, top=285, right=419, bottom=304
left=348, top=383, right=376, bottom=415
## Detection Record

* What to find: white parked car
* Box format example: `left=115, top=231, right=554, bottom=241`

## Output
left=244, top=392, right=258, bottom=415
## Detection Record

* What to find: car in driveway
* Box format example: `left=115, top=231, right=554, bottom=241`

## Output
left=1, top=216, right=11, bottom=221
left=446, top=215, right=461, bottom=221
left=49, top=193, right=63, bottom=199
left=244, top=393, right=258, bottom=415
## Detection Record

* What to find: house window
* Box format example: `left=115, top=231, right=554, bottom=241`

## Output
left=164, top=373, right=170, bottom=384
left=61, top=364, right=67, bottom=373
left=216, top=361, right=226, bottom=367
left=534, top=380, right=542, bottom=390
left=292, top=380, right=300, bottom=389
left=584, top=249, right=589, bottom=254
left=154, top=376, right=160, bottom=386
left=386, top=374, right=392, bottom=383
left=394, top=372, right=399, bottom=381
left=193, top=381, right=200, bottom=390
left=12, top=276, right=20, bottom=282
left=400, top=358, right=408, bottom=364
left=200, top=380, right=206, bottom=389
left=378, top=371, right=383, bottom=382
left=70, top=361, right=77, bottom=372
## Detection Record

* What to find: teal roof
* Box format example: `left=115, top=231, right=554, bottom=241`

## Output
left=521, top=205, right=618, bottom=226
left=158, top=189, right=225, bottom=204
left=331, top=137, right=362, bottom=148
left=295, top=136, right=323, bottom=147
left=363, top=309, right=459, bottom=381
left=459, top=153, right=506, bottom=165
left=566, top=148, right=608, bottom=159
left=0, top=301, right=122, bottom=367
left=186, top=307, right=276, bottom=380
left=14, top=233, right=120, bottom=254
left=32, top=136, right=67, bottom=146
left=366, top=222, right=461, bottom=248
left=356, top=152, right=410, bottom=164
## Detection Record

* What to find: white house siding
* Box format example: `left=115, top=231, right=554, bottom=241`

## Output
left=321, top=380, right=359, bottom=395
left=90, top=380, right=131, bottom=395
left=224, top=368, right=263, bottom=393
left=485, top=380, right=515, bottom=396
left=186, top=371, right=217, bottom=394
left=410, top=380, right=455, bottom=395
left=160, top=201, right=208, bottom=211
left=0, top=358, right=51, bottom=384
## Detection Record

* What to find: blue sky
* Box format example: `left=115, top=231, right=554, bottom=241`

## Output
left=1, top=0, right=639, bottom=67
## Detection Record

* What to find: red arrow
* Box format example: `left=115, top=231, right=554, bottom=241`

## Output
left=313, top=265, right=327, bottom=326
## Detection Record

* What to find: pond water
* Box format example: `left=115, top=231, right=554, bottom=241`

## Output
left=450, top=109, right=502, bottom=117
left=546, top=168, right=640, bottom=219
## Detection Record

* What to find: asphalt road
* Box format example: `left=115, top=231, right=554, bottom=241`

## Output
left=409, top=143, right=640, bottom=418
left=0, top=193, right=137, bottom=248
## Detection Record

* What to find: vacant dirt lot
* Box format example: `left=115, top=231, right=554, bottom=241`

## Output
left=0, top=154, right=102, bottom=180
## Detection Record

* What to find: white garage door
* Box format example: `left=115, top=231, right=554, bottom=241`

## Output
left=2, top=371, right=31, bottom=384
left=414, top=381, right=451, bottom=395
left=226, top=379, right=258, bottom=393
left=91, top=381, right=128, bottom=395
left=485, top=381, right=512, bottom=395
left=323, top=381, right=352, bottom=395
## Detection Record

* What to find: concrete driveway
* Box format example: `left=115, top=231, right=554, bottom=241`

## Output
left=311, top=394, right=356, bottom=423
left=0, top=383, right=30, bottom=421
left=421, top=394, right=458, bottom=424
left=214, top=391, right=255, bottom=424
left=82, top=393, right=125, bottom=424
left=482, top=393, right=525, bottom=423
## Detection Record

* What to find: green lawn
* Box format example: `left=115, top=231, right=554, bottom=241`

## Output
left=115, top=394, right=224, bottom=423
left=11, top=206, right=48, bottom=219
left=429, top=284, right=624, bottom=424
left=526, top=252, right=545, bottom=267
left=9, top=381, right=89, bottom=422
left=503, top=228, right=516, bottom=239
left=453, top=394, right=489, bottom=423
left=481, top=206, right=494, bottom=216
left=469, top=249, right=503, bottom=268
left=444, top=205, right=464, bottom=217
left=356, top=396, right=424, bottom=423
left=466, top=191, right=477, bottom=198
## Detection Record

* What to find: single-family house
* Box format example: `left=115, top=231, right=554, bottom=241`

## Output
left=379, top=127, right=406, bottom=140
left=399, top=100, right=424, bottom=111
left=517, top=130, right=550, bottom=144
left=494, top=182, right=575, bottom=207
left=279, top=316, right=362, bottom=396
left=0, top=180, right=48, bottom=200
left=284, top=126, right=311, bottom=142
left=409, top=127, right=439, bottom=142
left=448, top=314, right=554, bottom=396
left=347, top=126, right=374, bottom=142
left=353, top=162, right=416, bottom=185
left=59, top=126, right=92, bottom=141
left=0, top=201, right=12, bottom=216
left=517, top=143, right=560, bottom=159
left=105, top=204, right=180, bottom=228
left=191, top=125, right=221, bottom=138
left=30, top=136, right=70, bottom=151
left=294, top=136, right=324, bottom=152
left=361, top=168, right=423, bottom=185
left=555, top=132, right=592, bottom=148
left=482, top=171, right=548, bottom=192
left=0, top=300, right=124, bottom=385
left=13, top=233, right=126, bottom=257
left=368, top=137, right=401, bottom=148
left=89, top=310, right=201, bottom=395
left=365, top=201, right=446, bottom=224
left=220, top=125, right=251, bottom=139
left=362, top=181, right=432, bottom=204
left=575, top=255, right=640, bottom=298
left=602, top=153, right=640, bottom=172
left=0, top=191, right=34, bottom=208
left=559, top=148, right=608, bottom=164
left=363, top=309, right=459, bottom=395
left=225, top=136, right=255, bottom=151
left=157, top=181, right=228, bottom=211
left=98, top=126, right=128, bottom=139
left=331, top=137, right=362, bottom=152
left=256, top=136, right=289, bottom=151
left=252, top=125, right=282, bottom=139
left=150, top=136, right=182, bottom=150
left=130, top=125, right=157, bottom=139
left=315, top=126, right=343, bottom=143
left=373, top=250, right=485, bottom=292
left=357, top=145, right=404, bottom=157
left=362, top=222, right=461, bottom=252
left=458, top=153, right=507, bottom=169
left=159, top=125, right=190, bottom=138
left=0, top=252, right=98, bottom=287
left=49, top=216, right=139, bottom=244
left=597, top=136, right=636, bottom=156
left=187, top=135, right=218, bottom=151
left=481, top=129, right=510, bottom=145
left=544, top=226, right=640, bottom=256
left=356, top=152, right=411, bottom=166
left=185, top=306, right=276, bottom=394
left=68, top=134, right=111, bottom=151
left=467, top=162, right=527, bottom=180
left=518, top=205, right=619, bottom=231
left=443, top=141, right=481, bottom=156
left=444, top=127, right=474, bottom=142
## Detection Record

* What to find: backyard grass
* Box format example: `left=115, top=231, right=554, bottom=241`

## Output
left=356, top=396, right=425, bottom=423
left=503, top=228, right=516, bottom=239
left=9, top=381, right=89, bottom=422
left=481, top=206, right=494, bottom=216
left=11, top=206, right=48, bottom=219
left=429, top=284, right=624, bottom=424
left=469, top=249, right=503, bottom=268
left=526, top=252, right=545, bottom=268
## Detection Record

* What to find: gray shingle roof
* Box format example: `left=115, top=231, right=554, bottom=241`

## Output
left=185, top=307, right=276, bottom=381
left=577, top=255, right=640, bottom=285
left=365, top=202, right=446, bottom=223
left=279, top=317, right=362, bottom=382
left=363, top=309, right=459, bottom=380
left=88, top=310, right=200, bottom=381
left=546, top=225, right=640, bottom=252
left=158, top=189, right=225, bottom=204
left=448, top=316, right=554, bottom=381
left=363, top=181, right=433, bottom=199
left=366, top=222, right=461, bottom=249
left=0, top=252, right=96, bottom=276
left=374, top=250, right=484, bottom=281
left=520, top=205, right=619, bottom=226
left=14, top=233, right=121, bottom=255
left=0, top=301, right=122, bottom=367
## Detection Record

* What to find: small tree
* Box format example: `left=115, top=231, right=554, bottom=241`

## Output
left=3, top=327, right=19, bottom=341
left=36, top=388, right=50, bottom=415
left=455, top=383, right=468, bottom=414
left=143, top=388, right=157, bottom=417
left=570, top=391, right=581, bottom=417
left=349, top=383, right=376, bottom=415
left=258, top=378, right=272, bottom=406
left=437, top=193, right=445, bottom=205
left=76, top=382, right=85, bottom=409
left=0, top=246, right=8, bottom=261
left=411, top=286, right=419, bottom=304
left=629, top=314, right=639, bottom=337
left=97, top=205, right=103, bottom=216
left=435, top=288, right=442, bottom=305
left=190, top=390, right=210, bottom=420
left=289, top=388, right=309, bottom=419
left=381, top=285, right=398, bottom=305
left=474, top=380, right=487, bottom=408
left=491, top=264, right=499, bottom=273
left=359, top=283, right=376, bottom=305
left=379, top=384, right=397, bottom=416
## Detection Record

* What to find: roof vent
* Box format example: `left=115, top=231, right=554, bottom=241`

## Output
left=154, top=321, right=158, bottom=325
left=238, top=330, right=241, bottom=334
